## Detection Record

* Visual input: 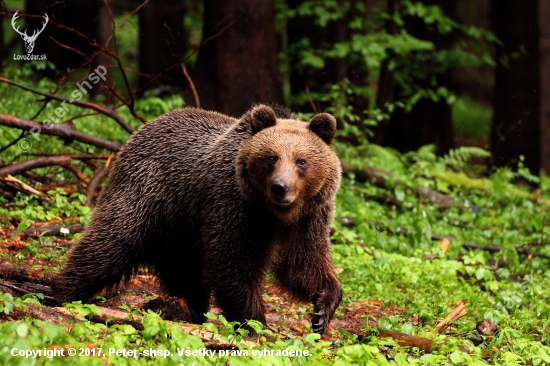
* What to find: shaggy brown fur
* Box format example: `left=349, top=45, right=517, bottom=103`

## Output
left=53, top=105, right=342, bottom=334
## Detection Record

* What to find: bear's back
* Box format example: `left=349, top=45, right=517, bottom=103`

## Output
left=94, top=108, right=248, bottom=218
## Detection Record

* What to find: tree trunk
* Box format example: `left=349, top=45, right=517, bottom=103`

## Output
left=381, top=0, right=456, bottom=155
left=193, top=0, right=283, bottom=117
left=90, top=0, right=114, bottom=98
left=138, top=0, right=186, bottom=91
left=490, top=0, right=543, bottom=173
left=286, top=0, right=349, bottom=113
left=540, top=1, right=550, bottom=173
left=0, top=11, right=4, bottom=69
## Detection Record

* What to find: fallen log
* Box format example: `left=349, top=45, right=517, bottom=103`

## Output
left=0, top=262, right=56, bottom=286
left=341, top=162, right=481, bottom=211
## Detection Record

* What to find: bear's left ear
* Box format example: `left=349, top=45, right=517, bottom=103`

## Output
left=250, top=105, right=277, bottom=134
left=309, top=113, right=337, bottom=144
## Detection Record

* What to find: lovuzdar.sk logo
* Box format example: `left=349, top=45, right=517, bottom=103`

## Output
left=11, top=10, right=48, bottom=61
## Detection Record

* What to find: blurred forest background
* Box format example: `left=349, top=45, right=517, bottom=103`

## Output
left=0, top=0, right=548, bottom=174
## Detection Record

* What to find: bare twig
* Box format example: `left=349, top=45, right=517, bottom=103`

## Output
left=86, top=165, right=111, bottom=206
left=200, top=14, right=235, bottom=46
left=305, top=86, right=320, bottom=114
left=182, top=64, right=200, bottom=108
left=0, top=130, right=27, bottom=154
left=63, top=164, right=91, bottom=184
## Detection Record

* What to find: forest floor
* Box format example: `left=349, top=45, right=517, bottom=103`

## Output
left=0, top=224, right=407, bottom=343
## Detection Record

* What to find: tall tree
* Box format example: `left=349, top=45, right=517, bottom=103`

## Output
left=378, top=0, right=456, bottom=155
left=0, top=11, right=4, bottom=70
left=193, top=0, right=283, bottom=117
left=286, top=0, right=349, bottom=108
left=490, top=0, right=550, bottom=173
left=138, top=0, right=186, bottom=91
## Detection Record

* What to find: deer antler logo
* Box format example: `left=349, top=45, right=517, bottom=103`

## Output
left=11, top=11, right=49, bottom=54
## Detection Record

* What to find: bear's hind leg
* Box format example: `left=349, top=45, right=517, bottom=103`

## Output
left=155, top=256, right=210, bottom=324
left=210, top=276, right=266, bottom=328
left=54, top=235, right=142, bottom=304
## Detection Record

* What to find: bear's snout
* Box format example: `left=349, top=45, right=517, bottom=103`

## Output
left=270, top=179, right=295, bottom=205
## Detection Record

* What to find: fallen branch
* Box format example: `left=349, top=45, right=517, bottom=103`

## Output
left=0, top=279, right=52, bottom=301
left=3, top=174, right=49, bottom=197
left=434, top=302, right=467, bottom=333
left=0, top=114, right=122, bottom=151
left=353, top=327, right=489, bottom=357
left=371, top=329, right=435, bottom=353
left=0, top=156, right=71, bottom=177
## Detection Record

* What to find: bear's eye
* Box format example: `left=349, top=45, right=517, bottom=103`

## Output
left=296, top=159, right=307, bottom=168
left=267, top=155, right=278, bottom=165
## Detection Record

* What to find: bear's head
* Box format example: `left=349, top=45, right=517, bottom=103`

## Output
left=237, top=105, right=341, bottom=223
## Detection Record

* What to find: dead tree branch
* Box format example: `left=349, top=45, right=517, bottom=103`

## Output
left=0, top=114, right=122, bottom=151
left=0, top=156, right=71, bottom=177
left=0, top=262, right=56, bottom=286
left=434, top=302, right=467, bottom=333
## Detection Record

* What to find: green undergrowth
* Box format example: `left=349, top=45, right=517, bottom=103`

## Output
left=0, top=143, right=549, bottom=364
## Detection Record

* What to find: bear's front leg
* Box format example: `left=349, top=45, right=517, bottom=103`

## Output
left=274, top=217, right=343, bottom=334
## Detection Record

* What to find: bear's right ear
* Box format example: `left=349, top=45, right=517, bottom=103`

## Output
left=250, top=105, right=277, bottom=134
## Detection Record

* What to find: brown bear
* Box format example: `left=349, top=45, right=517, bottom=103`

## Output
left=54, top=105, right=342, bottom=334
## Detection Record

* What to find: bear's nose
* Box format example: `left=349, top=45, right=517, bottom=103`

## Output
left=271, top=180, right=289, bottom=198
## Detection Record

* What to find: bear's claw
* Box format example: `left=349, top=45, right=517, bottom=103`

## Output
left=312, top=308, right=328, bottom=334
